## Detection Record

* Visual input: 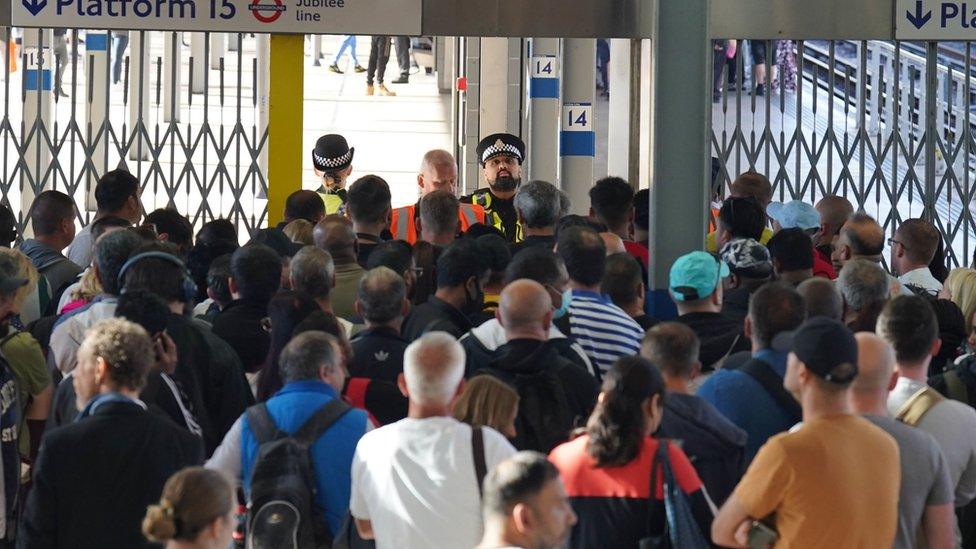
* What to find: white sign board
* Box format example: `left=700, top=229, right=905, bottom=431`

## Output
left=561, top=103, right=592, bottom=132
left=530, top=55, right=558, bottom=79
left=896, top=0, right=976, bottom=39
left=11, top=0, right=422, bottom=34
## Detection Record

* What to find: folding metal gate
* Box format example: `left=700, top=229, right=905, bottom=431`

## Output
left=712, top=38, right=976, bottom=267
left=0, top=28, right=268, bottom=240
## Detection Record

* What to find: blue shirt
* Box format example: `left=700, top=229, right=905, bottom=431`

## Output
left=697, top=349, right=796, bottom=462
left=567, top=290, right=644, bottom=376
left=240, top=381, right=369, bottom=535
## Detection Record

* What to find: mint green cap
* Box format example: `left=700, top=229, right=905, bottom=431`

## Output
left=669, top=251, right=730, bottom=302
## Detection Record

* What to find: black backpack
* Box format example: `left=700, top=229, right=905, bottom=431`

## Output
left=482, top=366, right=574, bottom=453
left=245, top=399, right=352, bottom=549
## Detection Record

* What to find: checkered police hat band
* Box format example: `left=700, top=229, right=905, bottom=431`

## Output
left=481, top=143, right=521, bottom=164
left=313, top=149, right=352, bottom=169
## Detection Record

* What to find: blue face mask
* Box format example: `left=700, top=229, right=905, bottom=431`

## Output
left=552, top=288, right=573, bottom=319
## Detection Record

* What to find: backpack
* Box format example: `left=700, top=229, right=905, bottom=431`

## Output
left=482, top=365, right=574, bottom=453
left=245, top=399, right=352, bottom=549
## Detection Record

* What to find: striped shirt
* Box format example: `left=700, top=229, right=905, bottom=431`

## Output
left=567, top=290, right=644, bottom=376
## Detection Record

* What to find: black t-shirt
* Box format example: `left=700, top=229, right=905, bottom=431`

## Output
left=676, top=311, right=750, bottom=371
left=349, top=326, right=409, bottom=383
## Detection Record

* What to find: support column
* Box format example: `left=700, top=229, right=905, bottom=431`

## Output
left=190, top=33, right=206, bottom=94
left=527, top=38, right=559, bottom=183
left=210, top=33, right=224, bottom=70
left=21, top=28, right=54, bottom=225
left=267, top=34, right=303, bottom=227
left=461, top=37, right=481, bottom=195
left=648, top=0, right=711, bottom=319
left=228, top=33, right=241, bottom=53
left=256, top=35, right=270, bottom=200
left=312, top=35, right=323, bottom=66
left=608, top=39, right=639, bottom=183
left=85, top=32, right=110, bottom=211
left=559, top=39, right=596, bottom=215
left=128, top=31, right=151, bottom=161
left=163, top=32, right=181, bottom=123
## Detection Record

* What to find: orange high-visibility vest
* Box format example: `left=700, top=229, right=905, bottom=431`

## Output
left=390, top=203, right=486, bottom=244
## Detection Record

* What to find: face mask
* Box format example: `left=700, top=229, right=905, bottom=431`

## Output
left=552, top=288, right=573, bottom=319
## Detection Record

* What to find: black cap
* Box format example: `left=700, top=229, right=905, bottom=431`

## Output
left=783, top=317, right=859, bottom=384
left=476, top=133, right=525, bottom=166
left=312, top=134, right=354, bottom=172
left=247, top=228, right=304, bottom=258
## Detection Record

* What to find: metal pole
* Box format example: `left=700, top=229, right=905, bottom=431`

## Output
left=527, top=37, right=559, bottom=183
left=924, top=41, right=938, bottom=222
left=648, top=0, right=710, bottom=319
left=163, top=32, right=181, bottom=123
left=85, top=32, right=110, bottom=210
left=128, top=31, right=150, bottom=161
left=461, top=37, right=481, bottom=196
left=190, top=32, right=205, bottom=94
left=607, top=38, right=631, bottom=180
left=20, top=28, right=53, bottom=225
left=559, top=38, right=596, bottom=215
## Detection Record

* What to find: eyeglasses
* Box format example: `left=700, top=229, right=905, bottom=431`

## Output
left=887, top=238, right=907, bottom=250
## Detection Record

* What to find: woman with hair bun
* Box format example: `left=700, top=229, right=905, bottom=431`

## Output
left=143, top=467, right=236, bottom=548
left=549, top=356, right=714, bottom=548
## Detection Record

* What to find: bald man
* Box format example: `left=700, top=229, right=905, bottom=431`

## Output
left=815, top=196, right=854, bottom=257
left=471, top=279, right=598, bottom=453
left=832, top=212, right=904, bottom=296
left=851, top=333, right=956, bottom=549
left=314, top=215, right=366, bottom=318
left=390, top=150, right=486, bottom=243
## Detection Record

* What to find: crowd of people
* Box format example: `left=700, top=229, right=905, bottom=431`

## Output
left=0, top=130, right=970, bottom=548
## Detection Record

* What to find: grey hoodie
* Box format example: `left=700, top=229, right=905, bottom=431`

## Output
left=20, top=239, right=82, bottom=304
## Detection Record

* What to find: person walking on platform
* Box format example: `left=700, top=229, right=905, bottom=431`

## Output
left=391, top=36, right=411, bottom=84
left=328, top=35, right=366, bottom=74
left=366, top=36, right=395, bottom=97
left=463, top=134, right=527, bottom=243
left=390, top=150, right=485, bottom=244
left=312, top=134, right=354, bottom=215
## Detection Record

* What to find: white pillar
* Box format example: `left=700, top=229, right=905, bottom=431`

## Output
left=607, top=38, right=633, bottom=179
left=163, top=32, right=181, bottom=123
left=85, top=32, right=110, bottom=211
left=190, top=33, right=206, bottom=93
left=20, top=28, right=54, bottom=224
left=128, top=31, right=151, bottom=161
left=228, top=33, right=240, bottom=52
left=312, top=35, right=323, bottom=66
left=210, top=33, right=224, bottom=70
left=559, top=39, right=596, bottom=215
left=527, top=38, right=560, bottom=183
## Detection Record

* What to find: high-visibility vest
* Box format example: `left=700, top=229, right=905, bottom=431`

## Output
left=317, top=192, right=345, bottom=215
left=390, top=203, right=486, bottom=244
left=466, top=191, right=523, bottom=242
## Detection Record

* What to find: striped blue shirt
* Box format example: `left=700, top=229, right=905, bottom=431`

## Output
left=567, top=289, right=644, bottom=376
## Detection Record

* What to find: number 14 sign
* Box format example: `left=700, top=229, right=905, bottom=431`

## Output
left=562, top=103, right=592, bottom=132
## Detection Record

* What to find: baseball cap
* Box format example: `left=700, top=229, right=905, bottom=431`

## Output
left=781, top=317, right=858, bottom=384
left=767, top=200, right=821, bottom=231
left=669, top=251, right=729, bottom=302
left=0, top=255, right=27, bottom=294
left=720, top=238, right=772, bottom=278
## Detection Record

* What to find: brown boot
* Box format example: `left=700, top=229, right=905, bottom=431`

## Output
left=366, top=85, right=375, bottom=96
left=378, top=84, right=396, bottom=97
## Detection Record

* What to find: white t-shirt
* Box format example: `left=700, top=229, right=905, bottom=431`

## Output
left=897, top=267, right=942, bottom=295
left=350, top=417, right=516, bottom=549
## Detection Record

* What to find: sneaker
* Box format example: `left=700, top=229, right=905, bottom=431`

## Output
left=353, top=65, right=366, bottom=73
left=366, top=85, right=375, bottom=96
left=390, top=75, right=409, bottom=84
left=378, top=85, right=396, bottom=96
left=753, top=84, right=765, bottom=97
left=328, top=63, right=343, bottom=74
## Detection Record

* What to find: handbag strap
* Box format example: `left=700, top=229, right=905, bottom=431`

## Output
left=472, top=426, right=487, bottom=500
left=738, top=358, right=803, bottom=423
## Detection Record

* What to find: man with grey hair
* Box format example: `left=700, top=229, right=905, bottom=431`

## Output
left=390, top=150, right=486, bottom=243
left=351, top=332, right=516, bottom=548
left=837, top=258, right=889, bottom=332
left=512, top=180, right=563, bottom=254
left=419, top=190, right=462, bottom=247
left=289, top=245, right=354, bottom=336
left=350, top=267, right=410, bottom=383
left=208, top=331, right=372, bottom=540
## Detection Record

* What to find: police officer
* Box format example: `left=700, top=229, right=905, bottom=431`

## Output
left=463, top=133, right=526, bottom=242
left=312, top=134, right=354, bottom=215
left=390, top=150, right=486, bottom=244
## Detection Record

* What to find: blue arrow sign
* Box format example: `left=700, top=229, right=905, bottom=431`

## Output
left=906, top=0, right=933, bottom=28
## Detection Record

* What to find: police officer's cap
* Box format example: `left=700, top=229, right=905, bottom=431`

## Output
left=477, top=133, right=525, bottom=166
left=312, top=134, right=355, bottom=173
